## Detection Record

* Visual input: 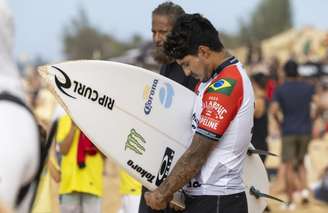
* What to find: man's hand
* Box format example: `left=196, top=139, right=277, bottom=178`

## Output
left=144, top=189, right=173, bottom=210
left=144, top=134, right=216, bottom=210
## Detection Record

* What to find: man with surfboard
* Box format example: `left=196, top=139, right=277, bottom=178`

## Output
left=139, top=2, right=197, bottom=213
left=145, top=14, right=254, bottom=213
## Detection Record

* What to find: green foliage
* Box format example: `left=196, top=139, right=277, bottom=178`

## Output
left=220, top=32, right=243, bottom=49
left=248, top=0, right=292, bottom=41
left=62, top=8, right=143, bottom=60
left=239, top=0, right=292, bottom=43
left=223, top=0, right=293, bottom=49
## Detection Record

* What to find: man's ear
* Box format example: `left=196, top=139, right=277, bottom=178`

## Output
left=198, top=45, right=211, bottom=59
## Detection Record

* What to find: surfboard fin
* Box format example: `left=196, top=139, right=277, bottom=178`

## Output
left=249, top=186, right=286, bottom=204
left=247, top=148, right=278, bottom=157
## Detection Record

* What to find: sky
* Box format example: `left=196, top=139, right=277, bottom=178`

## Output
left=7, top=0, right=328, bottom=61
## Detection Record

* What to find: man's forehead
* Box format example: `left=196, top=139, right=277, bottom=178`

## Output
left=152, top=15, right=172, bottom=27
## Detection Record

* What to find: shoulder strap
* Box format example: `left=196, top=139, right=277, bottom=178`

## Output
left=0, top=92, right=33, bottom=115
left=28, top=118, right=58, bottom=210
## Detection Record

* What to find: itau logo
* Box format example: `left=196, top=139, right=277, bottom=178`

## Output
left=159, top=83, right=174, bottom=108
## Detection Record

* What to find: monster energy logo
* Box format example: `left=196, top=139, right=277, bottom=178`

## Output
left=125, top=129, right=146, bottom=155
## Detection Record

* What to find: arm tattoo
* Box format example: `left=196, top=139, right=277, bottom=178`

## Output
left=157, top=134, right=217, bottom=199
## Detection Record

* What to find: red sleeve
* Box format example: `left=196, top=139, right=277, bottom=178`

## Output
left=196, top=67, right=243, bottom=140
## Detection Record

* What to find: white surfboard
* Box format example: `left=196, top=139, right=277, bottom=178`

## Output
left=39, top=60, right=269, bottom=212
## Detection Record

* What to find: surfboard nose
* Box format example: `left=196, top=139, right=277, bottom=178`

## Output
left=38, top=65, right=49, bottom=79
left=37, top=64, right=71, bottom=116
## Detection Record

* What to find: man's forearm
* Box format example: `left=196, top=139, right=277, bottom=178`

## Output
left=156, top=134, right=216, bottom=199
left=270, top=102, right=281, bottom=126
left=273, top=113, right=281, bottom=126
left=59, top=125, right=75, bottom=154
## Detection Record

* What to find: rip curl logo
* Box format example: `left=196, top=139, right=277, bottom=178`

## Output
left=53, top=66, right=76, bottom=99
left=207, top=78, right=236, bottom=96
left=52, top=66, right=115, bottom=110
left=159, top=83, right=174, bottom=109
left=125, top=129, right=146, bottom=155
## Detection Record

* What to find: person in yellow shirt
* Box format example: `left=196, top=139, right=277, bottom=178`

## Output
left=56, top=114, right=104, bottom=213
left=118, top=170, right=142, bottom=213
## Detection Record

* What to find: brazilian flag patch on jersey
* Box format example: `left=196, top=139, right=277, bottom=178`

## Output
left=207, top=78, right=237, bottom=96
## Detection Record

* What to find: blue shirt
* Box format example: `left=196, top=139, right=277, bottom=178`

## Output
left=273, top=80, right=314, bottom=135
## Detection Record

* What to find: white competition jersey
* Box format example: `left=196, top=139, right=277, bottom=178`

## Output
left=184, top=57, right=254, bottom=196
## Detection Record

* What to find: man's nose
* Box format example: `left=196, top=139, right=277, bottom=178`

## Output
left=153, top=33, right=162, bottom=46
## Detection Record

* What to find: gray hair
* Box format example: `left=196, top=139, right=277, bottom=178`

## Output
left=152, top=1, right=185, bottom=25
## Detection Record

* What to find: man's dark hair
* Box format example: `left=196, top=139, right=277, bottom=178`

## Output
left=152, top=1, right=185, bottom=25
left=251, top=73, right=268, bottom=90
left=284, top=59, right=299, bottom=77
left=164, top=13, right=224, bottom=59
